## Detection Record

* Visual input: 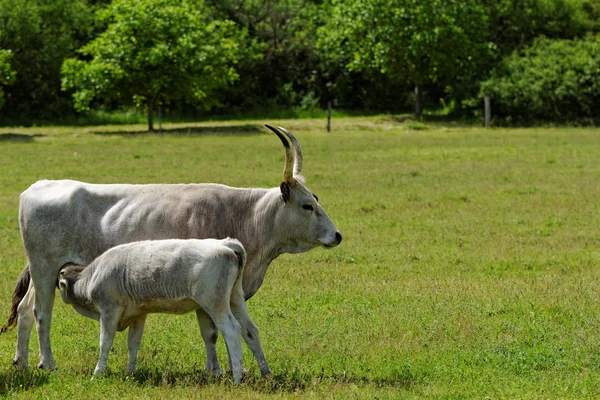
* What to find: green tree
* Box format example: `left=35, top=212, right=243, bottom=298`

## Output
left=478, top=34, right=600, bottom=124
left=0, top=49, right=15, bottom=109
left=320, top=0, right=488, bottom=118
left=455, top=0, right=600, bottom=115
left=62, top=0, right=240, bottom=131
left=486, top=0, right=599, bottom=57
left=207, top=0, right=325, bottom=111
left=0, top=0, right=94, bottom=121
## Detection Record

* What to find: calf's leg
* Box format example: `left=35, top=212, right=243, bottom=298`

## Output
left=126, top=315, right=147, bottom=375
left=230, top=281, right=271, bottom=378
left=195, top=309, right=222, bottom=375
left=94, top=306, right=123, bottom=376
left=208, top=309, right=244, bottom=384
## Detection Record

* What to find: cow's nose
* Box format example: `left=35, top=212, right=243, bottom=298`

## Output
left=335, top=231, right=342, bottom=244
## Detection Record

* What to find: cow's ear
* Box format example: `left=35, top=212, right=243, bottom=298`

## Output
left=280, top=182, right=291, bottom=203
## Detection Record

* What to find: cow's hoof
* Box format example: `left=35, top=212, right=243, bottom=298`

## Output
left=206, top=367, right=223, bottom=376
left=12, top=358, right=29, bottom=371
left=37, top=361, right=57, bottom=371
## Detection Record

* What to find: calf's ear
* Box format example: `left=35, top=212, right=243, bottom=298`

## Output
left=280, top=182, right=291, bottom=203
left=58, top=280, right=68, bottom=295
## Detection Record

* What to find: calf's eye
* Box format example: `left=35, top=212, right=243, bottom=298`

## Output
left=302, top=204, right=314, bottom=211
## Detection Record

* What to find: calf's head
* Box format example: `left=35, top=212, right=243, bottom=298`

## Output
left=57, top=264, right=85, bottom=305
left=266, top=125, right=342, bottom=253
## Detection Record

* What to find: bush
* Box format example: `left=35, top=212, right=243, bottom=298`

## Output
left=476, top=34, right=600, bottom=124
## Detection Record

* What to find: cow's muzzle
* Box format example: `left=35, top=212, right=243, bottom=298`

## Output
left=323, top=231, right=342, bottom=248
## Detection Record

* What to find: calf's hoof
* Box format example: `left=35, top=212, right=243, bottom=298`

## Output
left=261, top=370, right=273, bottom=379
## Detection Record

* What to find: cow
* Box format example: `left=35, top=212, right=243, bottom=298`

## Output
left=57, top=238, right=270, bottom=383
left=2, top=125, right=342, bottom=372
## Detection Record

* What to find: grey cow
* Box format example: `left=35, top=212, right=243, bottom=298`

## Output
left=3, top=125, right=342, bottom=372
left=57, top=238, right=270, bottom=384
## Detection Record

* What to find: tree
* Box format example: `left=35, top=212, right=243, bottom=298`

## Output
left=0, top=0, right=94, bottom=121
left=0, top=49, right=15, bottom=109
left=62, top=0, right=240, bottom=131
left=320, top=0, right=488, bottom=118
left=478, top=34, right=600, bottom=124
left=207, top=0, right=325, bottom=111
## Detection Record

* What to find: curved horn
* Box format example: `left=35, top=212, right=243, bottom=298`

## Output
left=277, top=126, right=302, bottom=176
left=265, top=124, right=294, bottom=184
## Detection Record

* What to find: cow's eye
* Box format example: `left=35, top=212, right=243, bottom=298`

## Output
left=302, top=204, right=314, bottom=211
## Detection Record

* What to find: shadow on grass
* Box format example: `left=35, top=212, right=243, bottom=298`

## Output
left=91, top=124, right=264, bottom=137
left=0, top=133, right=45, bottom=142
left=128, top=367, right=421, bottom=392
left=0, top=368, right=51, bottom=395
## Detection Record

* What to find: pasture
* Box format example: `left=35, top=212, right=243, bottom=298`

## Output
left=0, top=117, right=599, bottom=398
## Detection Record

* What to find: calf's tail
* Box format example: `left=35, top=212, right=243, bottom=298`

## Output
left=1, top=264, right=30, bottom=333
left=223, top=238, right=247, bottom=271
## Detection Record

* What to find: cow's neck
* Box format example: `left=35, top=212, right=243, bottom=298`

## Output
left=191, top=186, right=284, bottom=300
left=242, top=188, right=284, bottom=300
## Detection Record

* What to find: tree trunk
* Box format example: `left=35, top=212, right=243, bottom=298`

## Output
left=414, top=84, right=422, bottom=120
left=147, top=102, right=154, bottom=132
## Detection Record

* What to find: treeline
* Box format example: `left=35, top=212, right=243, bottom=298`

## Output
left=0, top=0, right=599, bottom=127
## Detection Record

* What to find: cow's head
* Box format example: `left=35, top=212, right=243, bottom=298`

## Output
left=266, top=125, right=342, bottom=253
left=57, top=264, right=85, bottom=305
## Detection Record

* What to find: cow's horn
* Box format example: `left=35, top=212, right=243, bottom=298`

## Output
left=277, top=126, right=302, bottom=176
left=265, top=124, right=294, bottom=185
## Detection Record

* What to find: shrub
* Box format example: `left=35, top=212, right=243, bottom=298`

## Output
left=476, top=34, right=600, bottom=124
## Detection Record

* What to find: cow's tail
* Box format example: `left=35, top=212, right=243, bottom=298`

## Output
left=223, top=238, right=247, bottom=271
left=1, top=264, right=30, bottom=334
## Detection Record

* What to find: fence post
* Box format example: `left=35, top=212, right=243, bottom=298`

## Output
left=484, top=96, right=491, bottom=128
left=158, top=105, right=162, bottom=134
left=327, top=101, right=332, bottom=132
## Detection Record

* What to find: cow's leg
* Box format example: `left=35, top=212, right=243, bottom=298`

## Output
left=230, top=281, right=272, bottom=378
left=31, top=275, right=57, bottom=370
left=94, top=306, right=123, bottom=376
left=13, top=283, right=35, bottom=370
left=209, top=309, right=244, bottom=384
left=126, top=315, right=146, bottom=375
left=195, top=309, right=222, bottom=375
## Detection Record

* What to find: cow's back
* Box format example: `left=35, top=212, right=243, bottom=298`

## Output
left=19, top=180, right=238, bottom=268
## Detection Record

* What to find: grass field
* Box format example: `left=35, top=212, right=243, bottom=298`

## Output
left=0, top=117, right=599, bottom=398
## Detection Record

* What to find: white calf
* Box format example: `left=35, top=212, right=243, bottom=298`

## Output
left=57, top=238, right=271, bottom=384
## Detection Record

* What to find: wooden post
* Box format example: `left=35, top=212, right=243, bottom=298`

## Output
left=484, top=96, right=491, bottom=128
left=158, top=105, right=162, bottom=134
left=414, top=84, right=422, bottom=120
left=327, top=101, right=331, bottom=132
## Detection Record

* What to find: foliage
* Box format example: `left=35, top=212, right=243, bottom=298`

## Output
left=487, top=0, right=599, bottom=57
left=2, top=118, right=600, bottom=397
left=0, top=0, right=95, bottom=120
left=61, top=0, right=240, bottom=130
left=320, top=0, right=489, bottom=116
left=454, top=0, right=600, bottom=113
left=477, top=34, right=600, bottom=124
left=207, top=0, right=325, bottom=111
left=1, top=0, right=600, bottom=124
left=0, top=49, right=15, bottom=109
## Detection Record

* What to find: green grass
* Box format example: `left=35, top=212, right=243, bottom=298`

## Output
left=1, top=117, right=599, bottom=398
